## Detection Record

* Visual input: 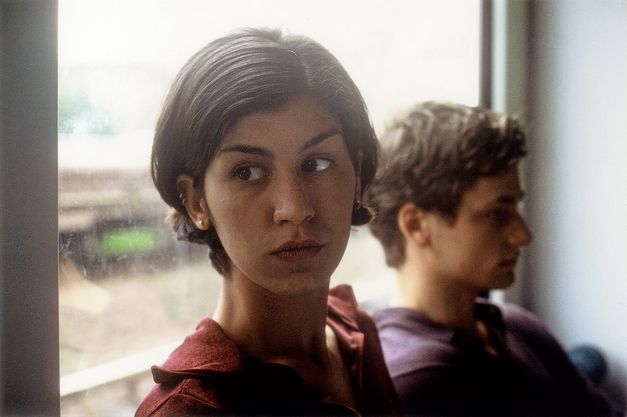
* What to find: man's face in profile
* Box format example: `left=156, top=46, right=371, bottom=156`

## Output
left=425, top=165, right=532, bottom=291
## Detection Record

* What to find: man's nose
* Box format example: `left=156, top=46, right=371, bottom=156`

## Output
left=508, top=215, right=533, bottom=247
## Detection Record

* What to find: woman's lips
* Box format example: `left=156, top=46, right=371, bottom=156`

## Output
left=271, top=239, right=323, bottom=262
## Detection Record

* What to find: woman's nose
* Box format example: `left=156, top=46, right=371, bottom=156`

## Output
left=272, top=175, right=315, bottom=225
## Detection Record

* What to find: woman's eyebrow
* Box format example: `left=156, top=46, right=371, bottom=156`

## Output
left=219, top=144, right=271, bottom=157
left=218, top=129, right=343, bottom=157
left=300, top=129, right=343, bottom=152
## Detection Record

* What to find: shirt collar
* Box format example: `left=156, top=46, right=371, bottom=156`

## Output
left=151, top=284, right=366, bottom=383
left=374, top=298, right=506, bottom=347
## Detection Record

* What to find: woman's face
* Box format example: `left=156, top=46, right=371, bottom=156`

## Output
left=201, top=95, right=358, bottom=296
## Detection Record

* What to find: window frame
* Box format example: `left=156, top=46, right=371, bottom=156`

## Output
left=0, top=0, right=60, bottom=415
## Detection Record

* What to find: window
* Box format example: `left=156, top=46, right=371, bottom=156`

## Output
left=58, top=1, right=480, bottom=414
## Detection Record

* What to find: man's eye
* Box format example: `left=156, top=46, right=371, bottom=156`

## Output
left=234, top=166, right=264, bottom=181
left=302, top=158, right=332, bottom=173
left=487, top=209, right=508, bottom=222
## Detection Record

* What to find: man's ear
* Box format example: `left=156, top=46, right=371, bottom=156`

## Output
left=397, top=202, right=430, bottom=246
left=176, top=174, right=210, bottom=231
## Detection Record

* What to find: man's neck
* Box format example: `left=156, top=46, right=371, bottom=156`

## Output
left=391, top=261, right=480, bottom=334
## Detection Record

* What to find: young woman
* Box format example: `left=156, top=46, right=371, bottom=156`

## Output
left=135, top=28, right=402, bottom=417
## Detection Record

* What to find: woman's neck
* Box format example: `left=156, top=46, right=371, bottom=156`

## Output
left=212, top=274, right=356, bottom=406
left=212, top=274, right=331, bottom=369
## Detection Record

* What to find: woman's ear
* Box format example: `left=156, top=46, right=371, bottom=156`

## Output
left=397, top=202, right=430, bottom=246
left=176, top=174, right=210, bottom=231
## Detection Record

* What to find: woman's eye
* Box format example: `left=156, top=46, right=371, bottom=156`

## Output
left=302, top=158, right=332, bottom=173
left=234, top=166, right=264, bottom=181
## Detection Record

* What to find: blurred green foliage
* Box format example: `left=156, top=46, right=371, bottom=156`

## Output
left=100, top=227, right=156, bottom=256
left=58, top=90, right=117, bottom=134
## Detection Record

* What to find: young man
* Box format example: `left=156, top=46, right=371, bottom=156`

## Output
left=368, top=102, right=623, bottom=417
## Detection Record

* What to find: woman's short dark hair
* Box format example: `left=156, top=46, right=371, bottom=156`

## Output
left=367, top=101, right=527, bottom=268
left=151, top=28, right=378, bottom=275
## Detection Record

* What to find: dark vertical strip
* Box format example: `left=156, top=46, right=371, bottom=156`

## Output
left=480, top=0, right=493, bottom=109
left=0, top=0, right=60, bottom=415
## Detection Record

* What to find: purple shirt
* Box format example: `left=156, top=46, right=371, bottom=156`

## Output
left=373, top=301, right=623, bottom=417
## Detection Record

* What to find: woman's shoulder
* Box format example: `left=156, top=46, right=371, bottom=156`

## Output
left=326, top=284, right=385, bottom=344
left=327, top=284, right=363, bottom=331
left=155, top=317, right=245, bottom=374
left=135, top=317, right=240, bottom=416
left=328, top=284, right=359, bottom=311
left=135, top=378, right=221, bottom=416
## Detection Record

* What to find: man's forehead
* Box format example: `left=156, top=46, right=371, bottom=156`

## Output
left=465, top=168, right=523, bottom=206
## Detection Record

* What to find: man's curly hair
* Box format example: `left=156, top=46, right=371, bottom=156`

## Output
left=367, top=101, right=527, bottom=268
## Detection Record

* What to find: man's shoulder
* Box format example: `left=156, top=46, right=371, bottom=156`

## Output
left=372, top=307, right=467, bottom=378
left=498, top=302, right=555, bottom=340
left=499, top=302, right=539, bottom=322
left=372, top=306, right=457, bottom=344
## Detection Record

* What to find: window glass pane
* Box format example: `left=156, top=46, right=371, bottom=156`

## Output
left=58, top=1, right=480, bottom=414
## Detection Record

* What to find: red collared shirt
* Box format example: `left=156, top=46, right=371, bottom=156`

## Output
left=135, top=284, right=403, bottom=416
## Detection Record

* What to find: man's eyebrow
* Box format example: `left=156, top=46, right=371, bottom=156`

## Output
left=218, top=129, right=343, bottom=157
left=496, top=191, right=525, bottom=205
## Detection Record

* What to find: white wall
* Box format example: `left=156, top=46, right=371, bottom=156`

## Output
left=525, top=0, right=627, bottom=406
